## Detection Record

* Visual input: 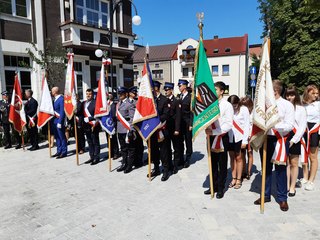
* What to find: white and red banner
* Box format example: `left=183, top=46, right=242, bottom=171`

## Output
left=64, top=52, right=77, bottom=120
left=9, top=73, right=26, bottom=133
left=37, top=76, right=54, bottom=128
left=250, top=38, right=279, bottom=150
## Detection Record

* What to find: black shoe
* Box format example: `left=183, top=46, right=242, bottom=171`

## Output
left=113, top=154, right=120, bottom=160
left=91, top=159, right=99, bottom=165
left=52, top=153, right=60, bottom=158
left=161, top=171, right=170, bottom=181
left=184, top=161, right=190, bottom=168
left=133, top=162, right=143, bottom=169
left=254, top=197, right=271, bottom=205
left=15, top=144, right=21, bottom=149
left=30, top=145, right=40, bottom=151
left=172, top=168, right=178, bottom=174
left=204, top=189, right=211, bottom=195
left=288, top=190, right=296, bottom=197
left=117, top=164, right=127, bottom=172
left=27, top=146, right=34, bottom=150
left=147, top=168, right=160, bottom=178
left=56, top=154, right=67, bottom=159
left=216, top=192, right=224, bottom=199
left=4, top=145, right=12, bottom=149
left=85, top=159, right=93, bottom=164
left=124, top=166, right=133, bottom=174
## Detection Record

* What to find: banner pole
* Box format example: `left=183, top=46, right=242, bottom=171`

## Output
left=21, top=130, right=25, bottom=150
left=206, top=134, right=214, bottom=199
left=260, top=136, right=267, bottom=214
left=108, top=134, right=112, bottom=172
left=148, top=139, right=151, bottom=182
left=74, top=117, right=79, bottom=166
left=48, top=121, right=52, bottom=157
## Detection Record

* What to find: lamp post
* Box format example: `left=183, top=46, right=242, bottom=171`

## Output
left=95, top=0, right=141, bottom=96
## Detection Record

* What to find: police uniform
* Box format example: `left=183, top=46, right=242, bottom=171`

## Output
left=106, top=96, right=120, bottom=159
left=25, top=96, right=39, bottom=150
left=116, top=87, right=135, bottom=173
left=178, top=79, right=193, bottom=168
left=0, top=91, right=11, bottom=148
left=164, top=82, right=182, bottom=173
left=75, top=98, right=85, bottom=153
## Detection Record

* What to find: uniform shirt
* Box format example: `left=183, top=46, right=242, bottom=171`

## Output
left=268, top=97, right=294, bottom=136
left=211, top=98, right=234, bottom=135
left=229, top=105, right=250, bottom=144
left=291, top=105, right=307, bottom=144
left=304, top=101, right=320, bottom=123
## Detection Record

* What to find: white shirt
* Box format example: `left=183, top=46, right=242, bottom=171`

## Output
left=54, top=94, right=61, bottom=102
left=229, top=105, right=250, bottom=144
left=304, top=101, right=320, bottom=123
left=181, top=91, right=188, bottom=100
left=211, top=98, right=234, bottom=135
left=268, top=97, right=294, bottom=136
left=291, top=105, right=307, bottom=144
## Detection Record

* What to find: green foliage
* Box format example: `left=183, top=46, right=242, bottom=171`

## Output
left=258, top=0, right=320, bottom=93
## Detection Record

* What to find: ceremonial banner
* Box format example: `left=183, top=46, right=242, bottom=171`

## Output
left=192, top=38, right=220, bottom=140
left=94, top=58, right=115, bottom=135
left=64, top=52, right=77, bottom=120
left=37, top=76, right=54, bottom=128
left=250, top=38, right=279, bottom=150
left=9, top=73, right=26, bottom=133
left=132, top=60, right=161, bottom=141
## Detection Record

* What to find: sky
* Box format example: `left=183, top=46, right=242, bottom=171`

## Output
left=132, top=0, right=264, bottom=46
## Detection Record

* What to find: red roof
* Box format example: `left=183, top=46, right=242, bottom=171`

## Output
left=133, top=44, right=177, bottom=63
left=249, top=44, right=262, bottom=58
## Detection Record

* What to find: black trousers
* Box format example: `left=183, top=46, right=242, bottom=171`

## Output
left=85, top=127, right=100, bottom=160
left=3, top=123, right=11, bottom=146
left=209, top=135, right=229, bottom=193
left=133, top=133, right=144, bottom=166
left=150, top=131, right=170, bottom=171
left=27, top=123, right=38, bottom=147
left=118, top=133, right=135, bottom=167
left=77, top=127, right=85, bottom=151
left=167, top=122, right=181, bottom=168
left=181, top=120, right=193, bottom=162
left=106, top=132, right=119, bottom=158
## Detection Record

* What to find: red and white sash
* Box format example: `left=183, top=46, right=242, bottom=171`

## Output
left=271, top=129, right=289, bottom=165
left=230, top=120, right=244, bottom=143
left=292, top=127, right=308, bottom=165
left=157, top=121, right=166, bottom=142
left=28, top=113, right=37, bottom=128
left=84, top=102, right=98, bottom=128
left=211, top=122, right=226, bottom=153
left=54, top=111, right=60, bottom=119
left=307, top=123, right=320, bottom=154
left=116, top=102, right=130, bottom=130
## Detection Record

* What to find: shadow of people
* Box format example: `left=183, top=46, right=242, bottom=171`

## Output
left=190, top=151, right=205, bottom=165
left=249, top=170, right=277, bottom=200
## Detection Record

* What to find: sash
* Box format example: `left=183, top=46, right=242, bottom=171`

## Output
left=292, top=127, right=308, bottom=165
left=84, top=102, right=97, bottom=128
left=28, top=113, right=37, bottom=128
left=230, top=120, right=244, bottom=143
left=157, top=121, right=166, bottom=143
left=307, top=123, right=320, bottom=154
left=211, top=122, right=226, bottom=153
left=54, top=111, right=60, bottom=119
left=116, top=102, right=130, bottom=130
left=271, top=129, right=289, bottom=165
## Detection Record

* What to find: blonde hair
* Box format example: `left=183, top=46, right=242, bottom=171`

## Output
left=302, top=84, right=318, bottom=104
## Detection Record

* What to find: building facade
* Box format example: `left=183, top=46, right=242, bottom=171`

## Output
left=0, top=0, right=136, bottom=100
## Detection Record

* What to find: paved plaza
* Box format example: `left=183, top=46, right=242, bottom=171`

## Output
left=0, top=131, right=320, bottom=240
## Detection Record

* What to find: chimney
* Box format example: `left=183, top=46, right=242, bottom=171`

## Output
left=213, top=35, right=218, bottom=39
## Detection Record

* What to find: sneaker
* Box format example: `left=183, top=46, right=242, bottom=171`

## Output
left=305, top=181, right=315, bottom=191
left=300, top=178, right=308, bottom=184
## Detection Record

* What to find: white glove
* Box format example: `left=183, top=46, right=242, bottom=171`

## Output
left=84, top=117, right=89, bottom=123
left=57, top=123, right=62, bottom=129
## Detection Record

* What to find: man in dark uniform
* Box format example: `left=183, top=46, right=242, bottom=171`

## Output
left=75, top=94, right=85, bottom=154
left=82, top=88, right=101, bottom=165
left=128, top=86, right=144, bottom=168
left=106, top=93, right=120, bottom=159
left=24, top=89, right=39, bottom=150
left=178, top=79, right=193, bottom=168
left=116, top=87, right=135, bottom=173
left=148, top=81, right=171, bottom=181
left=0, top=91, right=12, bottom=149
left=164, top=82, right=182, bottom=174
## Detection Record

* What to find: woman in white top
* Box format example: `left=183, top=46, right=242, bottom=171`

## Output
left=302, top=85, right=320, bottom=191
left=285, top=86, right=307, bottom=196
left=227, top=95, right=250, bottom=189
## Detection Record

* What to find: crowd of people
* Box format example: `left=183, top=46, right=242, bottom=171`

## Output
left=0, top=80, right=319, bottom=212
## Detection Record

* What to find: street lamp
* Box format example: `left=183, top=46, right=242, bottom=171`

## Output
left=95, top=0, right=141, bottom=96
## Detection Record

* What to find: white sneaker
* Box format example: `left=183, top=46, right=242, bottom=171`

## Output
left=305, top=181, right=315, bottom=191
left=300, top=178, right=308, bottom=184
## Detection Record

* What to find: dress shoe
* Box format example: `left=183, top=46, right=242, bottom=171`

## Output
left=124, top=166, right=133, bottom=174
left=4, top=145, right=12, bottom=149
left=113, top=154, right=120, bottom=160
left=52, top=153, right=60, bottom=158
left=288, top=190, right=296, bottom=197
left=172, top=168, right=178, bottom=174
left=279, top=201, right=289, bottom=211
left=147, top=168, right=160, bottom=178
left=184, top=161, right=190, bottom=168
left=117, top=164, right=127, bottom=172
left=204, top=188, right=217, bottom=195
left=15, top=144, right=21, bottom=149
left=84, top=159, right=93, bottom=164
left=91, top=159, right=99, bottom=165
left=161, top=171, right=170, bottom=181
left=27, top=146, right=34, bottom=150
left=30, top=145, right=40, bottom=151
left=133, top=162, right=143, bottom=169
left=56, top=154, right=67, bottom=159
left=216, top=192, right=224, bottom=199
left=254, top=197, right=271, bottom=205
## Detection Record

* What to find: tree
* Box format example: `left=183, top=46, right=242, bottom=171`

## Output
left=26, top=39, right=66, bottom=87
left=258, top=0, right=320, bottom=92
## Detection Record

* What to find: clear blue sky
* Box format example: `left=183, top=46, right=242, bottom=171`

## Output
left=132, top=0, right=264, bottom=46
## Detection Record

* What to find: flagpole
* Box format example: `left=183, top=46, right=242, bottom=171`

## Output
left=206, top=134, right=214, bottom=198
left=108, top=134, right=112, bottom=172
left=48, top=121, right=52, bottom=157
left=21, top=131, right=25, bottom=150
left=74, top=117, right=79, bottom=166
left=148, top=138, right=151, bottom=182
left=260, top=136, right=267, bottom=213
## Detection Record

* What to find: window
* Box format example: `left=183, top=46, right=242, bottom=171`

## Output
left=213, top=48, right=219, bottom=54
left=4, top=55, right=30, bottom=67
left=133, top=71, right=139, bottom=80
left=76, top=0, right=109, bottom=28
left=154, top=63, right=159, bottom=68
left=80, top=29, right=94, bottom=42
left=212, top=65, right=219, bottom=76
left=222, top=65, right=229, bottom=75
left=224, top=85, right=230, bottom=95
left=152, top=70, right=163, bottom=80
left=74, top=62, right=83, bottom=99
left=0, top=0, right=28, bottom=17
left=182, top=68, right=188, bottom=77
left=5, top=70, right=31, bottom=93
left=133, top=65, right=137, bottom=69
left=118, top=37, right=128, bottom=48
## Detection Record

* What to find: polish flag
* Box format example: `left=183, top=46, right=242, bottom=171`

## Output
left=37, top=76, right=54, bottom=128
left=64, top=52, right=77, bottom=120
